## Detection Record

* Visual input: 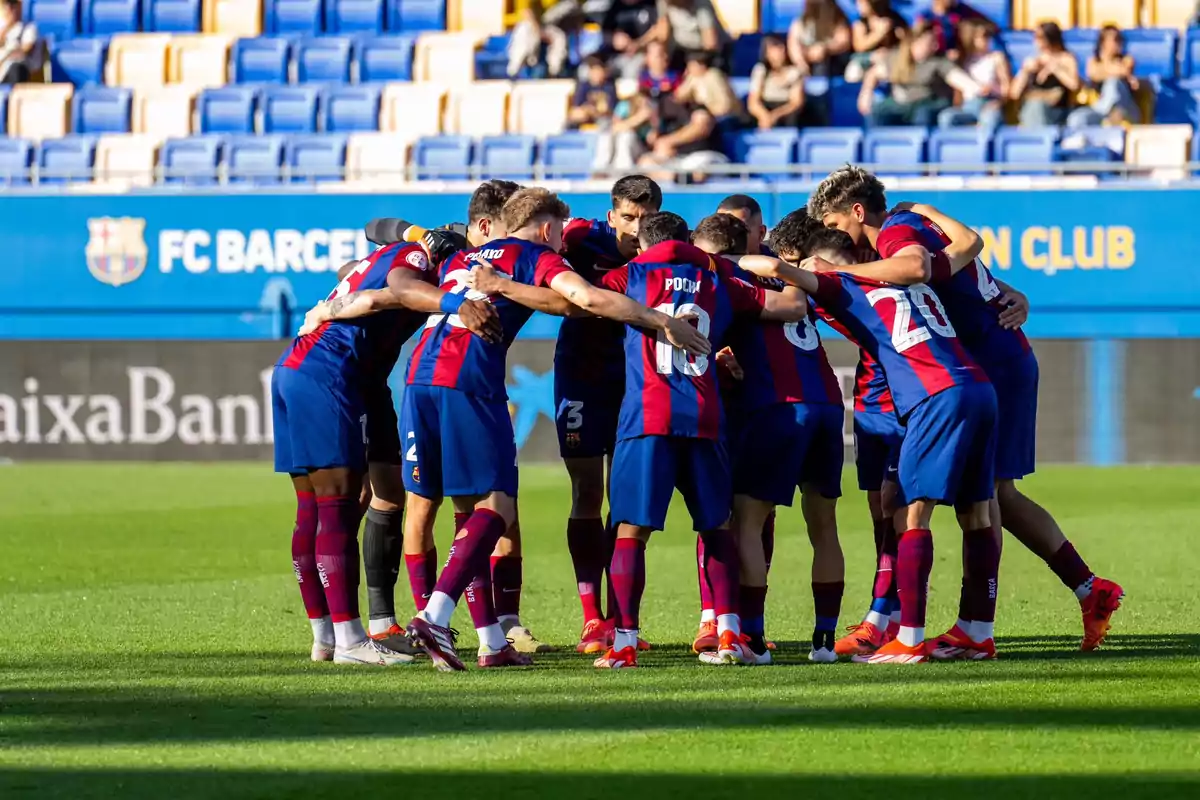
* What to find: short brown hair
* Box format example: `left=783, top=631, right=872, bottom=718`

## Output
left=691, top=213, right=748, bottom=256
left=468, top=179, right=521, bottom=224
left=803, top=227, right=857, bottom=263
left=806, top=165, right=887, bottom=220
left=501, top=187, right=571, bottom=233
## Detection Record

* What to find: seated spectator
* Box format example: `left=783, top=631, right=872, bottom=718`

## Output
left=569, top=56, right=618, bottom=130
left=638, top=50, right=737, bottom=183
left=1010, top=22, right=1079, bottom=128
left=920, top=0, right=989, bottom=60
left=592, top=40, right=680, bottom=173
left=600, top=0, right=659, bottom=80
left=653, top=0, right=731, bottom=68
left=847, top=0, right=908, bottom=81
left=937, top=19, right=1007, bottom=130
left=787, top=0, right=852, bottom=78
left=507, top=0, right=568, bottom=78
left=859, top=20, right=979, bottom=127
left=0, top=0, right=41, bottom=84
left=1066, top=25, right=1141, bottom=128
left=748, top=35, right=806, bottom=130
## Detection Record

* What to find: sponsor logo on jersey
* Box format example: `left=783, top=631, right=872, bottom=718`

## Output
left=406, top=250, right=429, bottom=270
left=86, top=217, right=148, bottom=287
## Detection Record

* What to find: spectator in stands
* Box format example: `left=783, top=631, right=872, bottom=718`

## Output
left=860, top=19, right=980, bottom=127
left=569, top=56, right=618, bottom=129
left=937, top=19, right=1007, bottom=130
left=653, top=0, right=731, bottom=67
left=787, top=0, right=852, bottom=78
left=920, top=0, right=988, bottom=60
left=1066, top=26, right=1141, bottom=128
left=592, top=40, right=680, bottom=173
left=847, top=0, right=908, bottom=81
left=748, top=35, right=806, bottom=130
left=0, top=0, right=41, bottom=84
left=1010, top=21, right=1079, bottom=128
left=600, top=0, right=660, bottom=79
left=638, top=50, right=737, bottom=183
left=507, top=0, right=568, bottom=78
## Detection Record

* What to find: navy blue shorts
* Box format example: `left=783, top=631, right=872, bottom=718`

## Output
left=400, top=384, right=518, bottom=500
left=364, top=381, right=402, bottom=465
left=272, top=366, right=366, bottom=475
left=896, top=382, right=998, bottom=510
left=609, top=435, right=731, bottom=532
left=554, top=371, right=623, bottom=459
left=988, top=353, right=1039, bottom=481
left=853, top=409, right=904, bottom=491
left=733, top=402, right=844, bottom=506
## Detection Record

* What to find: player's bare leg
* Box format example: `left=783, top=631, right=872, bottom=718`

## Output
left=493, top=510, right=555, bottom=653
left=996, top=480, right=1123, bottom=650
left=802, top=489, right=844, bottom=662
left=859, top=500, right=936, bottom=664
left=288, top=474, right=333, bottom=661
left=731, top=495, right=772, bottom=664
left=595, top=523, right=652, bottom=668
left=564, top=456, right=611, bottom=652
left=362, top=464, right=421, bottom=655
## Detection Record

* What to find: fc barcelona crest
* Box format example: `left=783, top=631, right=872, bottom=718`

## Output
left=86, top=217, right=148, bottom=287
left=565, top=432, right=581, bottom=449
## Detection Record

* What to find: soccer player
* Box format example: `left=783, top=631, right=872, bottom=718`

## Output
left=276, top=229, right=498, bottom=667
left=807, top=167, right=1124, bottom=652
left=556, top=175, right=662, bottom=654
left=716, top=194, right=770, bottom=256
left=594, top=211, right=811, bottom=670
left=691, top=213, right=846, bottom=664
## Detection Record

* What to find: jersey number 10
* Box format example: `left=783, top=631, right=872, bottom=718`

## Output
left=653, top=302, right=711, bottom=377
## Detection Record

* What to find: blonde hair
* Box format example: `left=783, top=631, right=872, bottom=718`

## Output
left=501, top=187, right=571, bottom=233
left=807, top=165, right=887, bottom=220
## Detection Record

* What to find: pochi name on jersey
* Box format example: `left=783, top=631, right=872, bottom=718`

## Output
left=555, top=218, right=629, bottom=380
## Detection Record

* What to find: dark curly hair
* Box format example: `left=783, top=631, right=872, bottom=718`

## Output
left=803, top=227, right=857, bottom=264
left=768, top=209, right=823, bottom=260
left=691, top=213, right=748, bottom=256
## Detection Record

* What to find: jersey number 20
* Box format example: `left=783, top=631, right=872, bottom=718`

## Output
left=866, top=285, right=955, bottom=353
left=653, top=302, right=711, bottom=376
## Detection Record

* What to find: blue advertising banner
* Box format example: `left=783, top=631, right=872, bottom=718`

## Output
left=0, top=188, right=1196, bottom=339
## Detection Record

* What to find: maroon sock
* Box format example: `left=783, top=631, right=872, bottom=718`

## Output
left=696, top=534, right=715, bottom=614
left=453, top=512, right=470, bottom=534
left=490, top=555, right=522, bottom=619
left=957, top=576, right=972, bottom=622
left=433, top=509, right=507, bottom=602
left=603, top=516, right=618, bottom=619
left=567, top=517, right=605, bottom=623
left=872, top=518, right=898, bottom=602
left=465, top=571, right=497, bottom=629
left=739, top=584, right=767, bottom=625
left=291, top=491, right=328, bottom=619
left=699, top=529, right=740, bottom=617
left=762, top=512, right=776, bottom=575
left=609, top=538, right=646, bottom=630
left=404, top=549, right=437, bottom=612
left=812, top=581, right=844, bottom=629
left=1047, top=540, right=1094, bottom=592
left=897, top=528, right=934, bottom=630
left=314, top=495, right=360, bottom=624
left=964, top=527, right=1000, bottom=624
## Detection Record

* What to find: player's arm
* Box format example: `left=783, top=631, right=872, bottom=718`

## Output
left=994, top=278, right=1030, bottom=329
left=466, top=260, right=589, bottom=318
left=819, top=242, right=932, bottom=285
left=759, top=285, right=809, bottom=322
left=890, top=202, right=983, bottom=272
left=727, top=254, right=821, bottom=295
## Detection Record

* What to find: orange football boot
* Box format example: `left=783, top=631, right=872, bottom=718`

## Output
left=593, top=646, right=638, bottom=669
left=576, top=618, right=609, bottom=654
left=692, top=620, right=719, bottom=653
left=927, top=624, right=973, bottom=660
left=1081, top=577, right=1124, bottom=651
left=603, top=619, right=652, bottom=651
left=834, top=621, right=886, bottom=657
left=856, top=638, right=928, bottom=664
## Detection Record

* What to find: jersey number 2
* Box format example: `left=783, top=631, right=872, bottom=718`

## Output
left=866, top=285, right=956, bottom=353
left=653, top=303, right=711, bottom=376
left=426, top=268, right=491, bottom=329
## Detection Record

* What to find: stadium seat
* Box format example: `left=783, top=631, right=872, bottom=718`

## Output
left=726, top=129, right=797, bottom=178
left=413, top=31, right=486, bottom=83
left=1185, top=28, right=1200, bottom=77
left=50, top=38, right=107, bottom=86
left=712, top=0, right=759, bottom=35
left=197, top=86, right=256, bottom=133
left=0, top=86, right=9, bottom=134
left=1125, top=123, right=1191, bottom=170
left=1016, top=0, right=1074, bottom=29
left=323, top=85, right=382, bottom=132
left=94, top=133, right=159, bottom=188
left=445, top=81, right=509, bottom=136
left=38, top=134, right=98, bottom=183
left=927, top=129, right=991, bottom=172
left=105, top=34, right=171, bottom=90
left=285, top=134, right=348, bottom=182
left=445, top=0, right=505, bottom=35
left=355, top=35, right=417, bottom=82
left=476, top=134, right=536, bottom=180
left=762, top=0, right=800, bottom=32
left=26, top=0, right=80, bottom=42
left=262, top=86, right=321, bottom=133
left=966, top=0, right=1011, bottom=29
left=1082, top=0, right=1139, bottom=28
left=168, top=35, right=233, bottom=89
left=827, top=77, right=864, bottom=126
left=999, top=30, right=1036, bottom=71
left=1147, top=0, right=1195, bottom=28
left=203, top=0, right=263, bottom=36
left=1062, top=28, right=1099, bottom=69
left=231, top=37, right=291, bottom=84
left=390, top=0, right=447, bottom=32
left=797, top=127, right=863, bottom=167
left=143, top=0, right=203, bottom=31
left=296, top=37, right=353, bottom=83
left=730, top=33, right=763, bottom=78
left=345, top=132, right=410, bottom=183
left=83, top=0, right=140, bottom=35
left=380, top=82, right=445, bottom=138
left=161, top=134, right=223, bottom=183
left=72, top=85, right=133, bottom=134
left=863, top=127, right=927, bottom=175
left=413, top=134, right=472, bottom=179
left=226, top=134, right=286, bottom=184
left=266, top=0, right=324, bottom=35
left=0, top=137, right=35, bottom=185
left=8, top=84, right=74, bottom=141
left=508, top=80, right=573, bottom=136
left=133, top=85, right=196, bottom=139
left=473, top=34, right=509, bottom=80
left=326, top=0, right=386, bottom=34
left=1151, top=75, right=1198, bottom=123
left=1123, top=29, right=1179, bottom=79
left=992, top=126, right=1060, bottom=174
left=542, top=131, right=596, bottom=180
left=1063, top=125, right=1127, bottom=158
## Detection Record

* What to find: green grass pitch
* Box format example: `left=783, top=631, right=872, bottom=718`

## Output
left=1, top=463, right=1198, bottom=799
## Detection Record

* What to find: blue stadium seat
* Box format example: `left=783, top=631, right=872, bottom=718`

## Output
left=39, top=135, right=97, bottom=184
left=542, top=132, right=596, bottom=180
left=1062, top=126, right=1125, bottom=159
left=355, top=35, right=415, bottom=81
left=266, top=0, right=324, bottom=35
left=1152, top=76, right=1198, bottom=124
left=999, top=30, right=1036, bottom=72
left=197, top=86, right=257, bottom=134
left=262, top=86, right=321, bottom=133
left=1063, top=28, right=1098, bottom=69
left=730, top=33, right=764, bottom=78
left=992, top=126, right=1059, bottom=174
left=71, top=85, right=133, bottom=134
left=82, top=0, right=140, bottom=35
left=227, top=134, right=286, bottom=184
left=476, top=134, right=536, bottom=180
left=0, top=86, right=9, bottom=134
left=863, top=127, right=927, bottom=175
left=927, top=129, right=990, bottom=172
left=1124, top=28, right=1178, bottom=79
left=26, top=0, right=81, bottom=41
left=286, top=134, right=348, bottom=182
left=413, top=134, right=472, bottom=180
left=762, top=0, right=802, bottom=32
left=322, top=85, right=382, bottom=132
left=1192, top=128, right=1200, bottom=163
left=0, top=137, right=35, bottom=185
left=296, top=37, right=353, bottom=83
left=726, top=129, right=797, bottom=179
left=828, top=77, right=864, bottom=126
left=161, top=135, right=223, bottom=184
left=326, top=0, right=386, bottom=34
left=142, top=0, right=201, bottom=32
left=50, top=38, right=107, bottom=85
left=388, top=0, right=446, bottom=32
left=474, top=35, right=509, bottom=80
left=1185, top=28, right=1200, bottom=78
left=955, top=0, right=1010, bottom=29
left=798, top=127, right=863, bottom=166
left=231, top=37, right=291, bottom=85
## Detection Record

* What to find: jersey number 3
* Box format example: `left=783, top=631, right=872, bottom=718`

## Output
left=653, top=303, right=711, bottom=376
left=866, top=285, right=955, bottom=353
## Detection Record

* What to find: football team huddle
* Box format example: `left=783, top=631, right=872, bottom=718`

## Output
left=270, top=167, right=1123, bottom=670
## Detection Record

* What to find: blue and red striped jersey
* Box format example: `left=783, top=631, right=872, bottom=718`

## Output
left=601, top=241, right=766, bottom=441
left=878, top=211, right=1031, bottom=371
left=406, top=237, right=573, bottom=401
left=555, top=217, right=630, bottom=382
left=810, top=271, right=987, bottom=419
left=816, top=309, right=895, bottom=414
left=276, top=242, right=433, bottom=384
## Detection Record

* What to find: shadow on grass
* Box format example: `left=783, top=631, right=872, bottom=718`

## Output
left=996, top=633, right=1200, bottom=660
